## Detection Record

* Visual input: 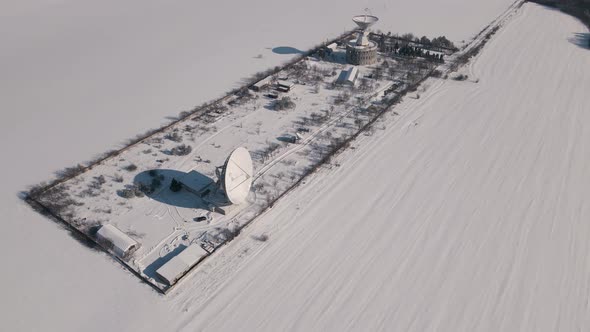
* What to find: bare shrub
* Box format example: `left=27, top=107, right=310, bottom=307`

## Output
left=91, top=175, right=106, bottom=188
left=251, top=233, right=269, bottom=242
left=164, top=131, right=183, bottom=142
left=170, top=178, right=182, bottom=192
left=170, top=144, right=192, bottom=156
left=219, top=227, right=240, bottom=242
left=117, top=182, right=150, bottom=198
left=257, top=142, right=281, bottom=162
left=112, top=174, right=124, bottom=183
left=57, top=164, right=85, bottom=179
left=334, top=92, right=350, bottom=105
left=117, top=188, right=135, bottom=199
left=253, top=182, right=264, bottom=192
left=453, top=74, right=469, bottom=81
left=274, top=96, right=296, bottom=111
left=123, top=164, right=138, bottom=172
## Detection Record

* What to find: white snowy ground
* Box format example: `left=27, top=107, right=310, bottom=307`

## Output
left=174, top=4, right=590, bottom=331
left=4, top=0, right=586, bottom=331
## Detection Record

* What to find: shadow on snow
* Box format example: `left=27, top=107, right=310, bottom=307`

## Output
left=272, top=46, right=304, bottom=55
left=568, top=32, right=589, bottom=49
left=133, top=169, right=217, bottom=209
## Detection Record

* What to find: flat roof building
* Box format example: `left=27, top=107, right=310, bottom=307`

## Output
left=338, top=66, right=359, bottom=86
left=276, top=80, right=295, bottom=93
left=250, top=77, right=272, bottom=92
left=156, top=244, right=209, bottom=286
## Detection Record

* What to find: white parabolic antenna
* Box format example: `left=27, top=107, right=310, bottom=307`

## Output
left=352, top=15, right=379, bottom=30
left=221, top=147, right=253, bottom=204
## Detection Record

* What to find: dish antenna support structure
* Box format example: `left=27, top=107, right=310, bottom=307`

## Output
left=352, top=14, right=379, bottom=46
left=346, top=14, right=379, bottom=65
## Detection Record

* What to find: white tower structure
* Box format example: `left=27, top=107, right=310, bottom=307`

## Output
left=346, top=15, right=379, bottom=65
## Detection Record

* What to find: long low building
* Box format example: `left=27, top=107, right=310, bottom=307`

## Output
left=250, top=77, right=272, bottom=92
left=96, top=224, right=140, bottom=259
left=338, top=66, right=359, bottom=86
left=156, top=244, right=209, bottom=286
left=276, top=80, right=295, bottom=92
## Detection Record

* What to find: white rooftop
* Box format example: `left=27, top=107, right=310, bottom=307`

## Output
left=339, top=66, right=359, bottom=85
left=254, top=76, right=272, bottom=87
left=96, top=224, right=139, bottom=258
left=156, top=244, right=209, bottom=286
left=277, top=80, right=295, bottom=88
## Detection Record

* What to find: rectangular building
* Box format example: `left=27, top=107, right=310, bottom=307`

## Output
left=156, top=244, right=209, bottom=286
left=338, top=66, right=359, bottom=86
left=276, top=80, right=295, bottom=92
left=96, top=224, right=140, bottom=259
left=250, top=77, right=272, bottom=91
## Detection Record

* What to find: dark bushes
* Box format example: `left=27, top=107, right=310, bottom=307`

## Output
left=124, top=164, right=138, bottom=172
left=274, top=97, right=296, bottom=111
left=170, top=179, right=182, bottom=192
left=170, top=144, right=192, bottom=156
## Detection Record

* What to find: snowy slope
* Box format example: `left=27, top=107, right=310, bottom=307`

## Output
left=174, top=4, right=590, bottom=331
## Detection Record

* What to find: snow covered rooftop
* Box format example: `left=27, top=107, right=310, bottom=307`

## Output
left=339, top=66, right=358, bottom=85
left=156, top=244, right=209, bottom=285
left=96, top=224, right=139, bottom=258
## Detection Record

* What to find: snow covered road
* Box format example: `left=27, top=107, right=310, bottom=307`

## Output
left=178, top=4, right=590, bottom=331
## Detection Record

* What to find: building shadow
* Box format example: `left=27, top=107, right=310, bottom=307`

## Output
left=272, top=46, right=304, bottom=55
left=318, top=50, right=348, bottom=65
left=568, top=32, right=589, bottom=49
left=133, top=169, right=216, bottom=209
left=335, top=69, right=347, bottom=83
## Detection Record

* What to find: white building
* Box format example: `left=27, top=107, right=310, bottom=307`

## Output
left=250, top=76, right=272, bottom=91
left=156, top=244, right=209, bottom=286
left=276, top=80, right=295, bottom=92
left=338, top=66, right=359, bottom=86
left=96, top=224, right=139, bottom=259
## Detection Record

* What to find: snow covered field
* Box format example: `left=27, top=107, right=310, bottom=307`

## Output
left=4, top=0, right=588, bottom=330
left=30, top=44, right=431, bottom=291
left=174, top=4, right=590, bottom=330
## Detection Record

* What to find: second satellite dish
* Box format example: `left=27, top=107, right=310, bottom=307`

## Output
left=221, top=147, right=253, bottom=204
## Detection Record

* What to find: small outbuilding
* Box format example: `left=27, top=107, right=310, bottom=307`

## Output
left=276, top=80, right=295, bottom=92
left=155, top=244, right=209, bottom=286
left=96, top=224, right=140, bottom=259
left=338, top=66, right=359, bottom=86
left=250, top=77, right=272, bottom=92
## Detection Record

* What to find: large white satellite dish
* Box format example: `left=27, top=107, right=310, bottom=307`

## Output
left=352, top=15, right=379, bottom=30
left=220, top=147, right=253, bottom=204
